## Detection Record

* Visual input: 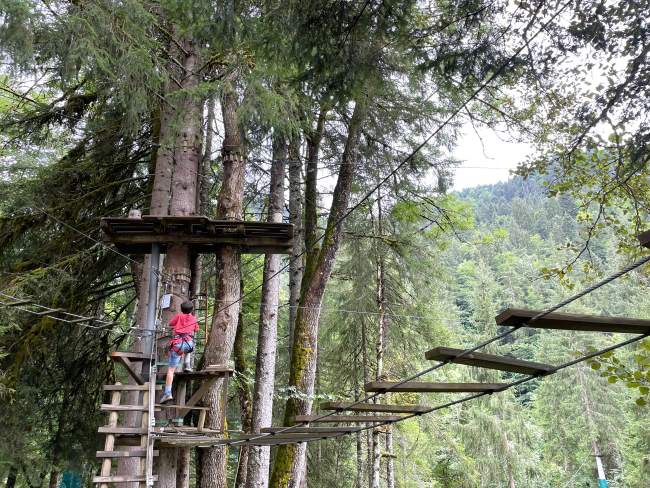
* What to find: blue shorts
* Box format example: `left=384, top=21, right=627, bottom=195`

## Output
left=168, top=340, right=194, bottom=367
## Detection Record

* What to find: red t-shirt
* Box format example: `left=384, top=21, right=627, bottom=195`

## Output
left=169, top=313, right=199, bottom=336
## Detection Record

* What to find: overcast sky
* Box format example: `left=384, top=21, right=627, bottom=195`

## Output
left=450, top=125, right=532, bottom=190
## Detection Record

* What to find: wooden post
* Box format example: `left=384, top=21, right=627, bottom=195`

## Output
left=139, top=390, right=149, bottom=488
left=100, top=386, right=123, bottom=488
left=176, top=378, right=190, bottom=488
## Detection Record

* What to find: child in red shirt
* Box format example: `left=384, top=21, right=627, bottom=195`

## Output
left=160, top=300, right=199, bottom=403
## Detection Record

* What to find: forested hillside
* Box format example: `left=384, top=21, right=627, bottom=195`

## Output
left=305, top=176, right=650, bottom=487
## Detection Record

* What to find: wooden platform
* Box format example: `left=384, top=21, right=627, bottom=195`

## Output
left=365, top=382, right=506, bottom=393
left=175, top=366, right=235, bottom=378
left=320, top=402, right=429, bottom=414
left=496, top=308, right=650, bottom=334
left=101, top=215, right=293, bottom=254
left=425, top=347, right=553, bottom=375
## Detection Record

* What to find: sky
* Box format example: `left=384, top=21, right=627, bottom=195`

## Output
left=450, top=125, right=533, bottom=191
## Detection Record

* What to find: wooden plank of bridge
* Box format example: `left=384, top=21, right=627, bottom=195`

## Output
left=365, top=382, right=506, bottom=393
left=495, top=308, right=650, bottom=334
left=261, top=427, right=356, bottom=434
left=93, top=476, right=158, bottom=484
left=320, top=402, right=429, bottom=414
left=236, top=432, right=344, bottom=440
left=294, top=415, right=403, bottom=423
left=424, top=346, right=554, bottom=375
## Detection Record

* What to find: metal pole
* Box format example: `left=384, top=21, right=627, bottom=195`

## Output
left=143, top=243, right=160, bottom=379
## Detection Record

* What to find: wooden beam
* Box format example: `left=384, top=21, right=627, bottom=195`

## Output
left=176, top=377, right=218, bottom=417
left=109, top=351, right=153, bottom=362
left=424, top=347, right=553, bottom=375
left=365, top=382, right=506, bottom=393
left=495, top=308, right=650, bottom=334
left=96, top=450, right=159, bottom=458
left=101, top=216, right=294, bottom=255
left=294, top=415, right=403, bottom=423
left=114, top=356, right=145, bottom=385
left=320, top=402, right=429, bottom=414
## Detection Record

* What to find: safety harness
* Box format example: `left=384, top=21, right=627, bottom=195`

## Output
left=169, top=333, right=194, bottom=355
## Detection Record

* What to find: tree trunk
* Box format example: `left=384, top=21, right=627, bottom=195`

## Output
left=287, top=135, right=303, bottom=354
left=234, top=274, right=252, bottom=488
left=201, top=81, right=246, bottom=488
left=370, top=430, right=380, bottom=488
left=47, top=470, right=58, bottom=488
left=157, top=34, right=203, bottom=488
left=269, top=97, right=368, bottom=488
left=385, top=429, right=395, bottom=488
left=5, top=466, right=17, bottom=488
left=246, top=137, right=287, bottom=488
left=370, top=190, right=387, bottom=488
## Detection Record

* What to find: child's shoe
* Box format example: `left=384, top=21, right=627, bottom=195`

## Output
left=183, top=366, right=193, bottom=373
left=160, top=393, right=174, bottom=404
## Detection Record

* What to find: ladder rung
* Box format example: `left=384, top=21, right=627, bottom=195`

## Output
left=93, top=476, right=157, bottom=483
left=96, top=450, right=159, bottom=458
left=155, top=404, right=210, bottom=410
left=98, top=427, right=147, bottom=435
left=100, top=404, right=149, bottom=412
left=103, top=383, right=161, bottom=391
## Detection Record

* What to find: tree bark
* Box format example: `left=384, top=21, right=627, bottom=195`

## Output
left=385, top=429, right=395, bottom=488
left=269, top=97, right=368, bottom=488
left=157, top=34, right=203, bottom=488
left=246, top=137, right=286, bottom=488
left=234, top=274, right=252, bottom=488
left=370, top=189, right=387, bottom=488
left=287, top=135, right=303, bottom=354
left=370, top=430, right=380, bottom=488
left=201, top=81, right=246, bottom=488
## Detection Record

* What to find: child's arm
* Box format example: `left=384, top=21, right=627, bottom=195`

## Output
left=169, top=314, right=178, bottom=330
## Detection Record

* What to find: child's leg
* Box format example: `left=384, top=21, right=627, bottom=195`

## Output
left=163, top=348, right=183, bottom=401
left=165, top=365, right=176, bottom=391
left=184, top=352, right=192, bottom=370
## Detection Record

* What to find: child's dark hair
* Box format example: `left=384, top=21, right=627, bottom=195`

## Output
left=180, top=301, right=194, bottom=314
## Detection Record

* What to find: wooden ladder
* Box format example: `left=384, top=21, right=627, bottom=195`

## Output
left=94, top=352, right=158, bottom=487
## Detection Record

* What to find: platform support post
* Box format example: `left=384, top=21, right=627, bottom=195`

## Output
left=143, top=243, right=160, bottom=380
